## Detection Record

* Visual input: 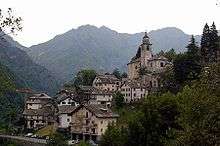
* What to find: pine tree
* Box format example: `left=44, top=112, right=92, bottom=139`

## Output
left=187, top=35, right=200, bottom=61
left=201, top=23, right=211, bottom=63
left=210, top=22, right=219, bottom=62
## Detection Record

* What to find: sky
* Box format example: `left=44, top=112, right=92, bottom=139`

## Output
left=1, top=0, right=220, bottom=47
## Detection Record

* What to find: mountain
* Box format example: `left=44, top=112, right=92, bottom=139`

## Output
left=0, top=36, right=60, bottom=95
left=25, top=25, right=201, bottom=82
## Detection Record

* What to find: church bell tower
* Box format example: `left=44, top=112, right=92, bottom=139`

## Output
left=141, top=32, right=152, bottom=66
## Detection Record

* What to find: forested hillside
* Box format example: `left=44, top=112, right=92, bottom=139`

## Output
left=0, top=63, right=23, bottom=124
left=0, top=36, right=60, bottom=95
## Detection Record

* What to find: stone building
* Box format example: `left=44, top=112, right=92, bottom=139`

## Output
left=70, top=104, right=119, bottom=142
left=127, top=32, right=172, bottom=88
left=92, top=74, right=120, bottom=92
left=58, top=105, right=77, bottom=129
left=23, top=93, right=56, bottom=130
left=120, top=80, right=148, bottom=103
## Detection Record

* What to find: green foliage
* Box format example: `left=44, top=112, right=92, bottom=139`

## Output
left=73, top=69, right=97, bottom=86
left=47, top=132, right=68, bottom=146
left=160, top=48, right=177, bottom=62
left=161, top=37, right=202, bottom=93
left=201, top=22, right=219, bottom=63
left=100, top=124, right=125, bottom=146
left=0, top=63, right=23, bottom=126
left=78, top=141, right=91, bottom=146
left=113, top=92, right=124, bottom=109
left=112, top=68, right=121, bottom=79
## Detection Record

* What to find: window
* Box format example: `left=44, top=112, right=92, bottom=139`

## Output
left=86, top=112, right=89, bottom=118
left=134, top=93, right=136, bottom=97
left=101, top=129, right=103, bottom=132
left=135, top=66, right=138, bottom=69
left=62, top=102, right=66, bottom=104
left=154, top=81, right=157, bottom=87
left=67, top=119, right=70, bottom=122
left=150, top=63, right=153, bottom=67
left=86, top=120, right=89, bottom=125
left=101, top=121, right=103, bottom=124
left=160, top=62, right=164, bottom=67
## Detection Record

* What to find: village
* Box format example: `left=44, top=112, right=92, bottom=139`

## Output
left=21, top=32, right=172, bottom=145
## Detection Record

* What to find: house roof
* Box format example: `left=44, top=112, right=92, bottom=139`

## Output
left=95, top=74, right=119, bottom=84
left=58, top=105, right=77, bottom=114
left=73, top=104, right=119, bottom=118
left=23, top=106, right=54, bottom=116
left=28, top=93, right=52, bottom=99
left=79, top=86, right=113, bottom=95
left=121, top=80, right=149, bottom=89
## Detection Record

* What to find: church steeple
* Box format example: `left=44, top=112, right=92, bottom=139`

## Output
left=140, top=32, right=153, bottom=66
left=142, top=32, right=152, bottom=51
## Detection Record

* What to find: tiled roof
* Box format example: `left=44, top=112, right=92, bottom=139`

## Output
left=23, top=106, right=54, bottom=116
left=85, top=104, right=119, bottom=118
left=95, top=74, right=119, bottom=84
left=58, top=105, right=77, bottom=114
left=73, top=104, right=119, bottom=118
left=122, top=80, right=149, bottom=89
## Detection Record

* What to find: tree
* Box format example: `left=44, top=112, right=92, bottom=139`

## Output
left=121, top=72, right=128, bottom=78
left=209, top=22, right=219, bottom=62
left=47, top=132, right=68, bottom=146
left=0, top=8, right=22, bottom=37
left=73, top=69, right=97, bottom=86
left=112, top=68, right=121, bottom=79
left=201, top=23, right=211, bottom=63
left=113, top=91, right=124, bottom=109
left=100, top=124, right=125, bottom=146
left=185, top=35, right=202, bottom=80
left=164, top=48, right=177, bottom=62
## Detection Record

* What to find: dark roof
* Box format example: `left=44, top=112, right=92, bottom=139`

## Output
left=122, top=80, right=149, bottom=89
left=74, top=104, right=119, bottom=118
left=58, top=105, right=77, bottom=114
left=95, top=74, right=119, bottom=84
left=23, top=106, right=54, bottom=116
left=79, top=86, right=113, bottom=95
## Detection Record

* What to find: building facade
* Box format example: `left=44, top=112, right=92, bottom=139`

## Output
left=92, top=74, right=120, bottom=92
left=127, top=32, right=172, bottom=88
left=70, top=104, right=119, bottom=142
left=23, top=93, right=56, bottom=130
left=120, top=81, right=148, bottom=103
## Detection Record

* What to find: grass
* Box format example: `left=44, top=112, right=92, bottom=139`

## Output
left=35, top=125, right=56, bottom=136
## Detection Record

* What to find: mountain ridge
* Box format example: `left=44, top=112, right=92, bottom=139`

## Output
left=25, top=25, right=202, bottom=82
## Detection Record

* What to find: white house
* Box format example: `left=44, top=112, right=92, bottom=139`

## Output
left=120, top=81, right=148, bottom=103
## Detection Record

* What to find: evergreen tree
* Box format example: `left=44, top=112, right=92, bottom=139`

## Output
left=209, top=22, right=219, bottom=62
left=201, top=23, right=211, bottom=63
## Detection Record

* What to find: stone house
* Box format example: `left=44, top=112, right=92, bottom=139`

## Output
left=23, top=93, right=56, bottom=130
left=120, top=81, right=148, bottom=103
left=58, top=105, right=77, bottom=129
left=79, top=86, right=113, bottom=107
left=70, top=104, right=119, bottom=142
left=92, top=74, right=120, bottom=92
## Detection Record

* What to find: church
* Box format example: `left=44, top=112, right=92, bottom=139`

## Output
left=127, top=32, right=172, bottom=88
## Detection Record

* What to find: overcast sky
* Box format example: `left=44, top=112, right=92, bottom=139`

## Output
left=2, top=0, right=220, bottom=47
